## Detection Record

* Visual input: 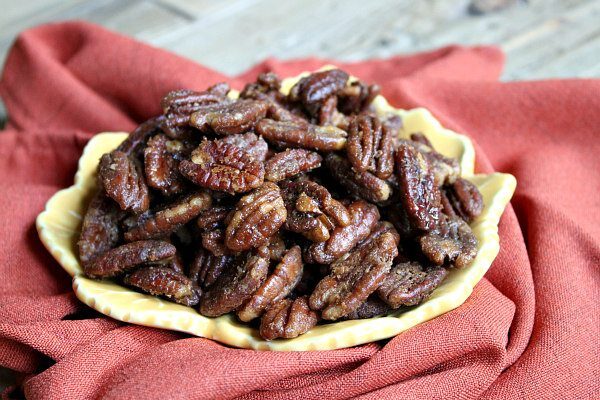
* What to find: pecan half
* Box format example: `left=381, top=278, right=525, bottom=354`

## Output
left=179, top=140, right=265, bottom=194
left=98, top=150, right=149, bottom=214
left=377, top=262, right=448, bottom=308
left=418, top=216, right=478, bottom=268
left=309, top=231, right=398, bottom=320
left=144, top=134, right=188, bottom=195
left=78, top=191, right=121, bottom=266
left=338, top=80, right=380, bottom=114
left=256, top=119, right=347, bottom=152
left=196, top=205, right=232, bottom=231
left=347, top=114, right=394, bottom=179
left=217, top=132, right=269, bottom=162
left=124, top=266, right=199, bottom=306
left=225, top=182, right=287, bottom=251
left=445, top=178, right=484, bottom=223
left=264, top=149, right=322, bottom=182
left=189, top=248, right=232, bottom=289
left=289, top=69, right=349, bottom=116
left=343, top=296, right=391, bottom=319
left=260, top=296, right=318, bottom=340
left=117, top=116, right=164, bottom=157
left=189, top=99, right=268, bottom=135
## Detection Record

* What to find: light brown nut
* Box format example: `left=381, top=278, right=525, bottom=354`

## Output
left=418, top=216, right=478, bottom=268
left=124, top=266, right=199, bottom=306
left=347, top=114, right=394, bottom=179
left=324, top=154, right=392, bottom=203
left=237, top=246, right=303, bottom=322
left=306, top=200, right=380, bottom=264
left=189, top=99, right=268, bottom=135
left=256, top=119, right=347, bottom=152
left=98, top=150, right=149, bottom=214
left=445, top=178, right=484, bottom=223
left=179, top=140, right=265, bottom=194
left=78, top=191, right=121, bottom=266
left=264, top=149, right=322, bottom=182
left=199, top=252, right=269, bottom=317
left=217, top=132, right=269, bottom=162
left=259, top=296, right=318, bottom=340
left=377, top=262, right=448, bottom=308
left=289, top=69, right=349, bottom=116
left=84, top=240, right=176, bottom=278
left=144, top=134, right=188, bottom=195
left=309, top=231, right=398, bottom=320
left=225, top=182, right=287, bottom=252
left=124, top=191, right=212, bottom=241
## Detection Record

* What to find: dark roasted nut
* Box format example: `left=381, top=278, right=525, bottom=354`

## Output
left=237, top=246, right=303, bottom=321
left=98, top=150, right=149, bottom=214
left=309, top=231, right=398, bottom=320
left=403, top=139, right=460, bottom=186
left=189, top=248, right=232, bottom=289
left=338, top=80, right=380, bottom=114
left=419, top=216, right=478, bottom=268
left=196, top=206, right=232, bottom=231
left=84, top=240, right=176, bottom=278
left=385, top=204, right=416, bottom=239
left=124, top=266, right=199, bottom=306
left=377, top=262, right=448, bottom=308
left=124, top=191, right=212, bottom=241
left=144, top=134, right=188, bottom=195
left=256, top=119, right=347, bottom=152
left=260, top=296, right=318, bottom=340
left=324, top=154, right=392, bottom=203
left=318, top=96, right=350, bottom=129
left=225, top=182, right=287, bottom=251
left=265, top=149, right=322, bottom=182
left=289, top=69, right=349, bottom=116
left=189, top=99, right=268, bottom=135
left=240, top=72, right=282, bottom=100
left=117, top=116, right=164, bottom=157
left=201, top=229, right=232, bottom=256
left=217, top=132, right=269, bottom=162
left=395, top=143, right=441, bottom=231
left=179, top=140, right=265, bottom=194
left=343, top=296, right=391, bottom=319
left=78, top=191, right=121, bottom=266
left=199, top=252, right=269, bottom=317
left=306, top=200, right=380, bottom=264
left=446, top=178, right=484, bottom=222
left=347, top=114, right=394, bottom=179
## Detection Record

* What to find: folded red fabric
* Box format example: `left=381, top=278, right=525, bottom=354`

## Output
left=0, top=22, right=598, bottom=400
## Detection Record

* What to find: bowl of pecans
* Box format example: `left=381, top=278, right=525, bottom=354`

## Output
left=36, top=67, right=516, bottom=350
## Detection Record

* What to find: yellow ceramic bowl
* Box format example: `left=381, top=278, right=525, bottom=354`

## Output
left=36, top=69, right=516, bottom=351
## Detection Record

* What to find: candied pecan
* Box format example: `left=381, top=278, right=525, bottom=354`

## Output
left=98, top=150, right=149, bottom=214
left=403, top=139, right=460, bottom=186
left=343, top=296, right=391, bottom=319
left=240, top=72, right=282, bottom=100
left=289, top=69, right=349, bottom=116
left=189, top=248, right=232, bottom=289
left=385, top=204, right=416, bottom=239
left=419, top=216, right=478, bottom=268
left=217, top=132, right=268, bottom=162
left=117, top=116, right=164, bottom=157
left=347, top=114, right=394, bottom=179
left=265, top=149, right=322, bottom=182
left=337, top=80, right=381, bottom=114
left=377, top=262, right=448, bottom=308
left=201, top=229, right=232, bottom=256
left=196, top=206, right=232, bottom=231
left=266, top=234, right=287, bottom=261
left=225, top=182, right=287, bottom=251
left=309, top=231, right=398, bottom=320
left=199, top=252, right=269, bottom=317
left=124, top=266, right=199, bottom=306
left=179, top=140, right=265, bottom=194
left=189, top=99, right=268, bottom=135
left=260, top=296, right=318, bottom=340
left=237, top=246, right=303, bottom=321
left=324, top=154, right=392, bottom=203
left=363, top=221, right=401, bottom=246
left=144, top=134, right=188, bottom=195
left=395, top=143, right=441, bottom=231
left=84, top=240, right=176, bottom=278
left=445, top=178, right=484, bottom=223
left=124, top=191, right=212, bottom=241
left=256, top=119, right=347, bottom=152
left=78, top=191, right=121, bottom=266
left=318, top=96, right=351, bottom=130
left=306, top=200, right=380, bottom=264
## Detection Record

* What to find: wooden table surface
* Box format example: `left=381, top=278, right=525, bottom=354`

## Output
left=0, top=0, right=599, bottom=391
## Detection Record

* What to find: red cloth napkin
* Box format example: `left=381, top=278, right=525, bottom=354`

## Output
left=0, top=21, right=598, bottom=400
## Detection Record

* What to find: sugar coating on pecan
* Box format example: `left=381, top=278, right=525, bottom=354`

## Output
left=289, top=69, right=349, bottom=116
left=265, top=149, right=322, bottom=182
left=144, top=134, right=188, bottom=195
left=347, top=114, right=394, bottom=179
left=445, top=178, right=483, bottom=223
left=217, top=132, right=269, bottom=162
left=325, top=154, right=392, bottom=203
left=189, top=99, right=268, bottom=135
left=377, top=262, right=448, bottom=308
left=260, top=296, right=318, bottom=340
left=419, top=216, right=478, bottom=269
left=78, top=191, right=121, bottom=267
left=99, top=150, right=149, bottom=214
left=124, top=266, right=199, bottom=306
left=256, top=119, right=347, bottom=152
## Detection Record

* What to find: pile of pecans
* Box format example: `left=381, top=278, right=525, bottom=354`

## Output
left=78, top=69, right=483, bottom=340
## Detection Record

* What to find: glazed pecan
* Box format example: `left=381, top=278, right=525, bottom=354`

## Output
left=324, top=154, right=392, bottom=203
left=318, top=96, right=351, bottom=130
left=237, top=246, right=303, bottom=321
left=419, top=216, right=478, bottom=268
left=256, top=119, right=347, bottom=152
left=337, top=80, right=381, bottom=114
left=84, top=240, right=176, bottom=278
left=199, top=252, right=269, bottom=317
left=240, top=72, right=282, bottom=101
left=445, top=178, right=484, bottom=223
left=377, top=262, right=448, bottom=308
left=144, top=134, right=188, bottom=195
left=124, top=266, right=199, bottom=306
left=260, top=296, right=318, bottom=340
left=117, top=116, right=164, bottom=157
left=347, top=114, right=394, bottom=179
left=201, top=229, right=232, bottom=256
left=289, top=69, right=349, bottom=116
left=217, top=132, right=269, bottom=162
left=179, top=140, right=265, bottom=194
left=404, top=139, right=460, bottom=186
left=124, top=191, right=211, bottom=242
left=78, top=191, right=121, bottom=266
left=98, top=150, right=149, bottom=214
left=309, top=231, right=398, bottom=320
left=225, top=182, right=287, bottom=251
left=196, top=205, right=232, bottom=231
left=264, top=149, right=322, bottom=182
left=189, top=99, right=268, bottom=135
left=306, top=200, right=380, bottom=264
left=343, top=296, right=391, bottom=319
left=189, top=248, right=232, bottom=289
left=265, top=234, right=287, bottom=262
left=395, top=143, right=441, bottom=231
